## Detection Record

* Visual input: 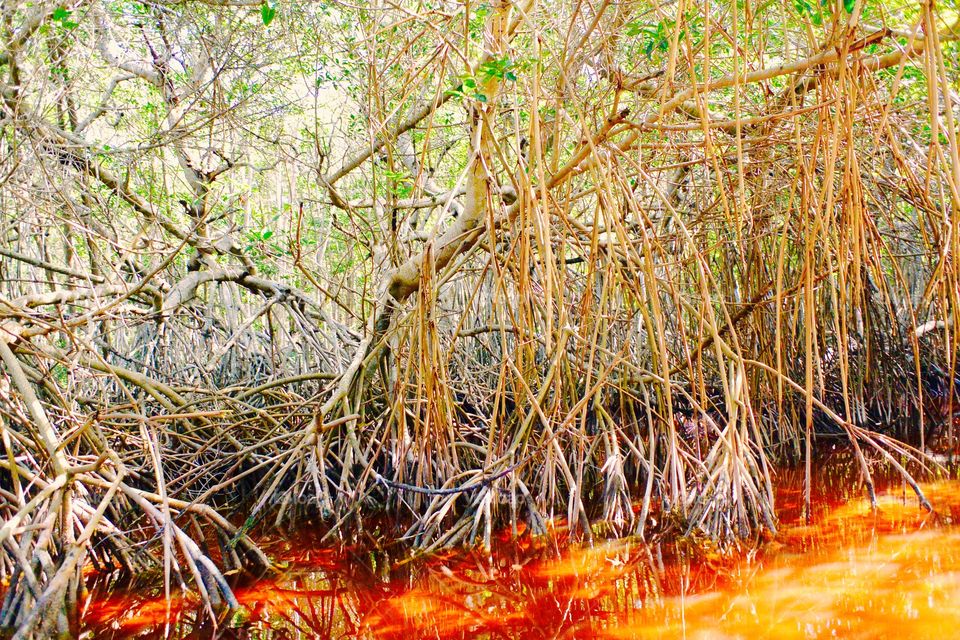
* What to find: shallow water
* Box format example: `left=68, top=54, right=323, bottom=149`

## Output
left=80, top=455, right=960, bottom=639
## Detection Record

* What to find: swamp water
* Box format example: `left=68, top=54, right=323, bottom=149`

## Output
left=79, top=453, right=960, bottom=639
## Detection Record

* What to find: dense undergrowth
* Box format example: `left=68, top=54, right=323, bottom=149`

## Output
left=1, top=0, right=960, bottom=636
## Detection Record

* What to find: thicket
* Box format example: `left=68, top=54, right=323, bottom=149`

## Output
left=1, top=0, right=959, bottom=636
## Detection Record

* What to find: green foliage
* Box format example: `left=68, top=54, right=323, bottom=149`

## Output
left=446, top=76, right=487, bottom=103
left=51, top=7, right=79, bottom=30
left=624, top=13, right=702, bottom=60
left=478, top=57, right=518, bottom=83
left=261, top=1, right=277, bottom=26
left=793, top=0, right=832, bottom=26
left=468, top=3, right=490, bottom=39
left=625, top=20, right=671, bottom=59
left=446, top=58, right=517, bottom=104
left=384, top=169, right=414, bottom=198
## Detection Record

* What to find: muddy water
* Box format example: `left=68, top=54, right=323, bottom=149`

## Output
left=81, top=455, right=960, bottom=639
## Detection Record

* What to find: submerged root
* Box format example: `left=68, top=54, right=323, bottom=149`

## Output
left=0, top=340, right=271, bottom=639
left=0, top=465, right=268, bottom=639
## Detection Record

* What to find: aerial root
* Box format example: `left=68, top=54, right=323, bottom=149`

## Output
left=0, top=465, right=270, bottom=639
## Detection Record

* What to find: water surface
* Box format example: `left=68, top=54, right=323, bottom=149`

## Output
left=81, top=455, right=960, bottom=639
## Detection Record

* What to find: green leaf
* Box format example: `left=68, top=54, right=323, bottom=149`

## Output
left=51, top=7, right=77, bottom=29
left=843, top=0, right=855, bottom=13
left=261, top=3, right=277, bottom=26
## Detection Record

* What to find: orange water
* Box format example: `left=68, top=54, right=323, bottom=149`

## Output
left=80, top=456, right=960, bottom=639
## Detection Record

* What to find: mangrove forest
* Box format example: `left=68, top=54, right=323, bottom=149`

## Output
left=1, top=0, right=959, bottom=637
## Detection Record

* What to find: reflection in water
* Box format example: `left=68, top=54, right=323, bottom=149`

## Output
left=81, top=454, right=960, bottom=639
